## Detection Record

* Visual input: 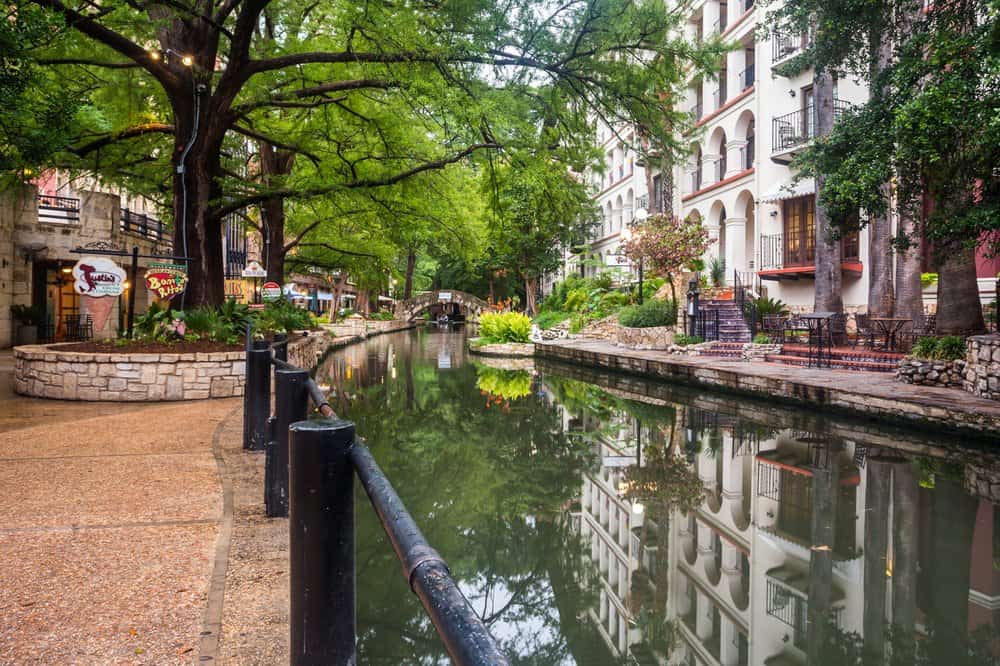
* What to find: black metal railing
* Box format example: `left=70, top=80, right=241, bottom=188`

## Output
left=772, top=32, right=803, bottom=63
left=759, top=233, right=784, bottom=271
left=243, top=333, right=509, bottom=665
left=685, top=310, right=720, bottom=341
left=37, top=194, right=80, bottom=224
left=744, top=0, right=755, bottom=11
left=714, top=158, right=726, bottom=183
left=765, top=578, right=810, bottom=648
left=772, top=100, right=851, bottom=153
left=734, top=270, right=758, bottom=338
left=743, top=136, right=755, bottom=169
left=38, top=314, right=94, bottom=343
left=713, top=85, right=726, bottom=111
left=690, top=169, right=703, bottom=194
left=740, top=65, right=755, bottom=91
left=120, top=208, right=166, bottom=241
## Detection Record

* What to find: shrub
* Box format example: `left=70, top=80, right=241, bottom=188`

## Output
left=534, top=310, right=570, bottom=330
left=753, top=333, right=771, bottom=344
left=934, top=335, right=966, bottom=361
left=475, top=367, right=532, bottom=400
left=369, top=310, right=395, bottom=321
left=563, top=288, right=589, bottom=312
left=478, top=311, right=532, bottom=343
left=674, top=333, right=703, bottom=346
left=255, top=298, right=313, bottom=334
left=709, top=257, right=726, bottom=287
left=752, top=297, right=789, bottom=324
left=10, top=304, right=45, bottom=325
left=910, top=335, right=967, bottom=361
left=618, top=299, right=678, bottom=328
left=593, top=272, right=614, bottom=291
left=920, top=272, right=938, bottom=289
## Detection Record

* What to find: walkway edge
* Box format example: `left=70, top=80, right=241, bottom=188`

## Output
left=536, top=340, right=1000, bottom=435
left=198, top=404, right=241, bottom=662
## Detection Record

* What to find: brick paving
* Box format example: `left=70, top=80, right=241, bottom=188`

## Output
left=0, top=350, right=238, bottom=665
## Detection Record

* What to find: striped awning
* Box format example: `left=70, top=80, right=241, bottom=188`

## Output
left=758, top=178, right=815, bottom=203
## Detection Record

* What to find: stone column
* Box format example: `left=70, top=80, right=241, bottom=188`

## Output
left=702, top=153, right=722, bottom=185
left=725, top=217, right=747, bottom=274
left=726, top=47, right=744, bottom=100
left=695, top=588, right=713, bottom=640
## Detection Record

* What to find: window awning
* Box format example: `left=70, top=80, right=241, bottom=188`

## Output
left=758, top=178, right=815, bottom=203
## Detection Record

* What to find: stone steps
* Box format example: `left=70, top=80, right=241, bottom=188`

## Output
left=765, top=353, right=899, bottom=373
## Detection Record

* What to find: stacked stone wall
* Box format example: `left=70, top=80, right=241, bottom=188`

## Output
left=964, top=335, right=1000, bottom=400
left=14, top=345, right=244, bottom=401
left=897, top=359, right=966, bottom=388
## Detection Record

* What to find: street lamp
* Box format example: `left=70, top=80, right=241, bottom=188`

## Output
left=621, top=207, right=648, bottom=304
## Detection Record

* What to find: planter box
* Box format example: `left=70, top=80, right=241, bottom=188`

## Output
left=897, top=358, right=965, bottom=388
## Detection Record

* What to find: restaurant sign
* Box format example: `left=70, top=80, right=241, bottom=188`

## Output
left=261, top=281, right=282, bottom=301
left=144, top=262, right=189, bottom=300
left=72, top=257, right=126, bottom=297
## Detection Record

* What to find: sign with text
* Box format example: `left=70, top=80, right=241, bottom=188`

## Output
left=72, top=257, right=126, bottom=297
left=242, top=260, right=266, bottom=278
left=261, top=281, right=282, bottom=301
left=438, top=291, right=453, bottom=302
left=144, top=262, right=188, bottom=300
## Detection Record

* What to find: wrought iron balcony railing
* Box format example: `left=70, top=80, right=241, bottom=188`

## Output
left=120, top=208, right=166, bottom=241
left=37, top=194, right=80, bottom=225
left=771, top=100, right=851, bottom=153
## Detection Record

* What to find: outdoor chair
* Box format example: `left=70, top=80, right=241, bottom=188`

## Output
left=852, top=313, right=877, bottom=348
left=761, top=315, right=787, bottom=343
left=902, top=313, right=937, bottom=351
left=826, top=312, right=849, bottom=347
left=783, top=315, right=810, bottom=345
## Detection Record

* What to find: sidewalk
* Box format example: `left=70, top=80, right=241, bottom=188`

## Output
left=536, top=339, right=1000, bottom=434
left=0, top=350, right=239, bottom=664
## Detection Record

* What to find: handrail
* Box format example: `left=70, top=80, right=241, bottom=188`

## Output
left=242, top=331, right=509, bottom=664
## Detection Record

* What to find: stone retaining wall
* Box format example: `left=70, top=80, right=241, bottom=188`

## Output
left=13, top=344, right=245, bottom=401
left=965, top=334, right=1000, bottom=400
left=897, top=358, right=966, bottom=388
left=468, top=341, right=535, bottom=357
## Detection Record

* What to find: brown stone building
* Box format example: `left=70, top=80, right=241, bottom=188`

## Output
left=1, top=185, right=168, bottom=347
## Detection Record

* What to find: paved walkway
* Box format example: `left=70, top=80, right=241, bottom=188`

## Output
left=537, top=340, right=1000, bottom=435
left=0, top=351, right=239, bottom=664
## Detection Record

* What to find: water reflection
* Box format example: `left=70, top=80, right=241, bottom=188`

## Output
left=315, top=330, right=1000, bottom=665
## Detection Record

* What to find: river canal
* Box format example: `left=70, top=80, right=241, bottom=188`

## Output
left=314, top=328, right=1000, bottom=665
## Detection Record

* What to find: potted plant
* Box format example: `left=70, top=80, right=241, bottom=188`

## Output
left=11, top=304, right=45, bottom=345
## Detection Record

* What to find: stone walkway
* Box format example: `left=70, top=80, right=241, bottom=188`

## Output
left=0, top=350, right=238, bottom=664
left=537, top=340, right=1000, bottom=435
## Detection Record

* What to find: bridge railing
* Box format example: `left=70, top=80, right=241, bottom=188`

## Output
left=243, top=330, right=509, bottom=665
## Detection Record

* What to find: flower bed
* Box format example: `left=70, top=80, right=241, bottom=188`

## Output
left=14, top=344, right=246, bottom=401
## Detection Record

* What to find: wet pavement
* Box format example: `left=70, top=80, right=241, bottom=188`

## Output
left=0, top=351, right=236, bottom=664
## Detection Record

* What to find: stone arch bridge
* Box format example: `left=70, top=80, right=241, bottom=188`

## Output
left=395, top=290, right=490, bottom=322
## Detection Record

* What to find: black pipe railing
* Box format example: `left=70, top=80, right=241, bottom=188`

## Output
left=120, top=208, right=166, bottom=240
left=243, top=331, right=509, bottom=665
left=37, top=194, right=80, bottom=224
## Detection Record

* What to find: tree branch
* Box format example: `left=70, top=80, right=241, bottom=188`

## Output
left=38, top=58, right=141, bottom=69
left=230, top=124, right=320, bottom=165
left=231, top=79, right=397, bottom=115
left=69, top=123, right=175, bottom=156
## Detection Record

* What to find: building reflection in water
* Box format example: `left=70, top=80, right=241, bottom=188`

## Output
left=549, top=373, right=1000, bottom=666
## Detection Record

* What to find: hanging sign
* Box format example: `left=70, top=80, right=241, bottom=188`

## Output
left=438, top=291, right=453, bottom=302
left=242, top=260, right=266, bottom=278
left=261, top=281, right=282, bottom=301
left=72, top=257, right=126, bottom=297
left=144, top=262, right=189, bottom=300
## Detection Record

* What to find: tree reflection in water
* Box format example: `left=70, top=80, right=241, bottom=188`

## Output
left=313, top=330, right=1000, bottom=665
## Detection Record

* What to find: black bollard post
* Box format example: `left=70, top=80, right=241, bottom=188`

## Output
left=273, top=332, right=289, bottom=364
left=289, top=418, right=356, bottom=665
left=265, top=368, right=309, bottom=517
left=244, top=339, right=271, bottom=450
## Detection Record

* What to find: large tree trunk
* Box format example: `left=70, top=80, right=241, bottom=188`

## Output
left=862, top=458, right=892, bottom=661
left=936, top=241, right=985, bottom=334
left=173, top=140, right=225, bottom=307
left=891, top=460, right=919, bottom=657
left=867, top=27, right=894, bottom=317
left=258, top=143, right=295, bottom=284
left=523, top=275, right=538, bottom=315
left=807, top=442, right=841, bottom=664
left=868, top=214, right=894, bottom=316
left=404, top=247, right=416, bottom=300
left=894, top=211, right=925, bottom=320
left=813, top=69, right=844, bottom=313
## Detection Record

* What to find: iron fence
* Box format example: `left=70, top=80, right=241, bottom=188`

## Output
left=244, top=333, right=509, bottom=665
left=37, top=194, right=80, bottom=224
left=772, top=32, right=802, bottom=63
left=758, top=233, right=784, bottom=271
left=38, top=314, right=93, bottom=343
left=684, top=309, right=720, bottom=341
left=772, top=100, right=852, bottom=153
left=734, top=270, right=758, bottom=338
left=120, top=208, right=166, bottom=241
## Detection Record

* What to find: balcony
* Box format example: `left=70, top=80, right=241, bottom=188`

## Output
left=772, top=32, right=806, bottom=64
left=37, top=195, right=80, bottom=225
left=771, top=100, right=851, bottom=164
left=120, top=208, right=167, bottom=241
left=713, top=158, right=726, bottom=183
left=739, top=65, right=755, bottom=91
left=689, top=170, right=703, bottom=194
left=766, top=569, right=844, bottom=651
left=757, top=232, right=862, bottom=280
left=713, top=84, right=727, bottom=111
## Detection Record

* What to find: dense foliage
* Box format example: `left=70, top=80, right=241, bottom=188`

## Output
left=131, top=298, right=313, bottom=343
left=910, top=335, right=967, bottom=361
left=618, top=299, right=678, bottom=328
left=478, top=312, right=532, bottom=344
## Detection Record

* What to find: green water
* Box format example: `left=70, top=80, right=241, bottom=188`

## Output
left=314, top=328, right=1000, bottom=665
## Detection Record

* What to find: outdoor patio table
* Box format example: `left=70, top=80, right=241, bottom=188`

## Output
left=800, top=312, right=836, bottom=368
left=869, top=317, right=911, bottom=352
